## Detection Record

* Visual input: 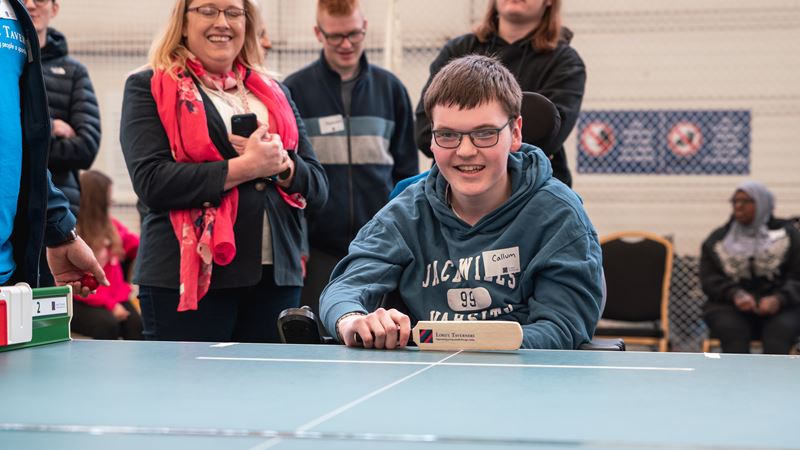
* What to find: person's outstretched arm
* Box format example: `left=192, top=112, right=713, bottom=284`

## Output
left=43, top=171, right=107, bottom=295
left=320, top=217, right=414, bottom=348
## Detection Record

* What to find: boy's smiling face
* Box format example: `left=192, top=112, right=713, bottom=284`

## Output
left=431, top=100, right=522, bottom=212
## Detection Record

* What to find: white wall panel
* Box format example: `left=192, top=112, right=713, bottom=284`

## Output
left=43, top=1, right=799, bottom=255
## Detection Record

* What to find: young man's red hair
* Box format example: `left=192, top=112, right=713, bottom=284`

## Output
left=317, top=0, right=360, bottom=17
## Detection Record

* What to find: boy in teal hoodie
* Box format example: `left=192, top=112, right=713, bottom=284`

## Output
left=320, top=55, right=603, bottom=350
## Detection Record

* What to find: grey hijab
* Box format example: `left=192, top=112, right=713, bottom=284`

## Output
left=721, top=180, right=775, bottom=257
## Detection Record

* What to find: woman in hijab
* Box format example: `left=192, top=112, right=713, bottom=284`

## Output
left=700, top=181, right=800, bottom=353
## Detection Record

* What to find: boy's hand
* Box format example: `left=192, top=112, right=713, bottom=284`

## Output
left=339, top=308, right=411, bottom=350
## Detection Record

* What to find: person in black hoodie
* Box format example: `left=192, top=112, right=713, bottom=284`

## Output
left=26, top=0, right=101, bottom=217
left=414, top=0, right=584, bottom=186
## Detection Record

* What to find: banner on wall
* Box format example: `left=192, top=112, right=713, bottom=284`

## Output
left=576, top=110, right=750, bottom=174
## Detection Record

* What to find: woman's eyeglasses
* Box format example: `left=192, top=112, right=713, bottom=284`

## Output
left=187, top=6, right=246, bottom=21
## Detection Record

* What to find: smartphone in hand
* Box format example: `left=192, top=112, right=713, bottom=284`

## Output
left=231, top=113, right=258, bottom=137
left=231, top=113, right=289, bottom=181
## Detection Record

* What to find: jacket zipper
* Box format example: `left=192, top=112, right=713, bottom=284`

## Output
left=345, top=110, right=354, bottom=242
left=19, top=0, right=47, bottom=285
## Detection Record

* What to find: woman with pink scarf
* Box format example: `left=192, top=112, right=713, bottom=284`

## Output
left=120, top=0, right=328, bottom=342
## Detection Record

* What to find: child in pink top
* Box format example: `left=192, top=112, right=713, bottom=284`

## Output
left=72, top=170, right=142, bottom=340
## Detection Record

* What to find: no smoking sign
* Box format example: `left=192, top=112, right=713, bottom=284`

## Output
left=580, top=121, right=615, bottom=157
left=667, top=121, right=702, bottom=157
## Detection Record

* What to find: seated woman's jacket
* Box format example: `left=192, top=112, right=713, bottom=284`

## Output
left=120, top=69, right=328, bottom=289
left=700, top=217, right=800, bottom=312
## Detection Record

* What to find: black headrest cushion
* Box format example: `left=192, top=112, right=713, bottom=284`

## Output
left=520, top=91, right=562, bottom=156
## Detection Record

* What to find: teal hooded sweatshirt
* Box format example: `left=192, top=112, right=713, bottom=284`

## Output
left=320, top=144, right=603, bottom=349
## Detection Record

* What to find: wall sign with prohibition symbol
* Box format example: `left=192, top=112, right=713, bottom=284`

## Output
left=580, top=121, right=615, bottom=157
left=667, top=121, right=703, bottom=157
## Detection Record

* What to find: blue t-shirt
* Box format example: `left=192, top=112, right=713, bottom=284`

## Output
left=0, top=1, right=26, bottom=284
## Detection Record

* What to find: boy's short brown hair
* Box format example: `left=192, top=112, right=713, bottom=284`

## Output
left=318, top=0, right=360, bottom=16
left=423, top=55, right=522, bottom=121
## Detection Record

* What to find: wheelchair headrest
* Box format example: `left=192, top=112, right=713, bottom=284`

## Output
left=520, top=91, right=562, bottom=156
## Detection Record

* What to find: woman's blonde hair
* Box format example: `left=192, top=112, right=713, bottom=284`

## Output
left=148, top=0, right=264, bottom=75
left=474, top=0, right=562, bottom=52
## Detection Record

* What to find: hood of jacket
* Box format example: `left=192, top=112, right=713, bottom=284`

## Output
left=41, top=27, right=68, bottom=61
left=476, top=26, right=576, bottom=86
left=487, top=25, right=574, bottom=49
left=316, top=50, right=370, bottom=84
left=425, top=143, right=552, bottom=236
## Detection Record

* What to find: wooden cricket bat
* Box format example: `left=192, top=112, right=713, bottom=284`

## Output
left=412, top=321, right=523, bottom=351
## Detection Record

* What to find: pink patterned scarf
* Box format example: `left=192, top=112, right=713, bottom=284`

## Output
left=150, top=58, right=305, bottom=311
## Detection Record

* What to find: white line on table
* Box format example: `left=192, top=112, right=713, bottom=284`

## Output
left=197, top=356, right=694, bottom=372
left=248, top=351, right=463, bottom=450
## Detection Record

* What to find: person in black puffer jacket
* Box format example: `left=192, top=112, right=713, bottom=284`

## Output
left=40, top=26, right=101, bottom=217
left=27, top=0, right=101, bottom=286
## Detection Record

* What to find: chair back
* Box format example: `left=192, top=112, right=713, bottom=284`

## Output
left=520, top=91, right=562, bottom=155
left=600, top=232, right=673, bottom=322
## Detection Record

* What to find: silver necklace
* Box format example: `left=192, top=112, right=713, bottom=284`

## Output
left=445, top=184, right=466, bottom=222
left=206, top=72, right=251, bottom=115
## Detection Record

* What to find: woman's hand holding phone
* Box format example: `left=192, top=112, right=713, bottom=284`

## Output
left=229, top=125, right=290, bottom=181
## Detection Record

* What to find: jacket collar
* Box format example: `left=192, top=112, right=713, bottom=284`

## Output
left=317, top=50, right=370, bottom=83
left=41, top=27, right=68, bottom=61
left=426, top=143, right=550, bottom=235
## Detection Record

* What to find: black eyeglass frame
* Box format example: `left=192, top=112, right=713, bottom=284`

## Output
left=729, top=198, right=755, bottom=206
left=316, top=24, right=367, bottom=46
left=431, top=118, right=515, bottom=149
left=186, top=6, right=247, bottom=21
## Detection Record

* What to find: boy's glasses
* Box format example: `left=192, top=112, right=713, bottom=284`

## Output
left=187, top=6, right=246, bottom=21
left=432, top=119, right=514, bottom=149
